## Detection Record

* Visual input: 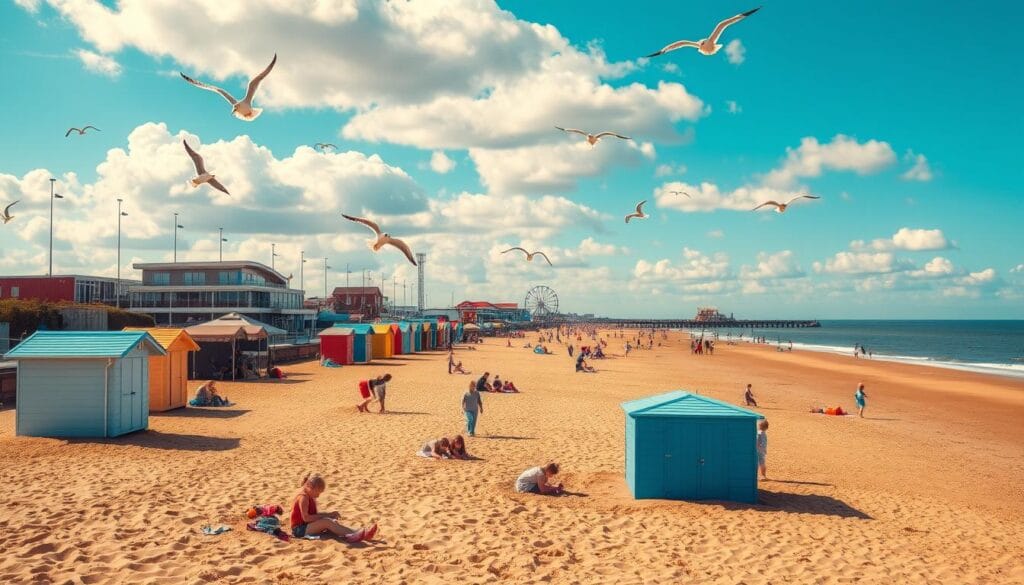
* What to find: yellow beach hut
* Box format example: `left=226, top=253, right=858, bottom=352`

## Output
left=125, top=327, right=200, bottom=412
left=370, top=324, right=395, bottom=359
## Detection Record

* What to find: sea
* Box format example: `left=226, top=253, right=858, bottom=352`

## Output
left=694, top=320, right=1024, bottom=379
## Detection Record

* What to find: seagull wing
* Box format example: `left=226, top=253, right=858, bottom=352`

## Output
left=83, top=126, right=100, bottom=132
left=341, top=213, right=382, bottom=237
left=752, top=200, right=780, bottom=211
left=594, top=132, right=631, bottom=140
left=3, top=200, right=18, bottom=216
left=786, top=194, right=820, bottom=205
left=384, top=236, right=418, bottom=266
left=183, top=140, right=208, bottom=175
left=502, top=247, right=530, bottom=257
left=180, top=73, right=238, bottom=105
left=243, top=53, right=277, bottom=103
left=207, top=178, right=231, bottom=196
left=65, top=128, right=79, bottom=137
left=555, top=126, right=588, bottom=137
left=645, top=40, right=700, bottom=58
left=636, top=200, right=647, bottom=214
left=708, top=6, right=761, bottom=45
left=534, top=252, right=553, bottom=266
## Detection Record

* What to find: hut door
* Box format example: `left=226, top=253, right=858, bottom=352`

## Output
left=662, top=422, right=698, bottom=499
left=170, top=353, right=183, bottom=407
left=120, top=358, right=144, bottom=432
left=696, top=424, right=727, bottom=499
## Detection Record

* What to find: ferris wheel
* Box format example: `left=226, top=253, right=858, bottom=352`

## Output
left=524, top=285, right=559, bottom=320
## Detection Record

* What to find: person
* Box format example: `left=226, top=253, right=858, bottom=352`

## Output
left=448, top=435, right=469, bottom=460
left=809, top=406, right=846, bottom=416
left=417, top=437, right=451, bottom=459
left=476, top=372, right=490, bottom=393
left=501, top=380, right=520, bottom=393
left=744, top=384, right=757, bottom=407
left=356, top=374, right=392, bottom=413
left=191, top=381, right=229, bottom=407
left=453, top=361, right=469, bottom=375
left=855, top=383, right=867, bottom=418
left=448, top=351, right=455, bottom=374
left=462, top=380, right=483, bottom=437
left=756, top=420, right=769, bottom=480
left=568, top=344, right=574, bottom=357
left=372, top=373, right=392, bottom=413
left=492, top=375, right=503, bottom=392
left=515, top=463, right=563, bottom=495
left=291, top=473, right=377, bottom=542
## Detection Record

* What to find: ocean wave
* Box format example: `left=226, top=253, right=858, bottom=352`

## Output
left=781, top=341, right=1024, bottom=379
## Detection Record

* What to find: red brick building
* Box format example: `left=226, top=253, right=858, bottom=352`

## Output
left=0, top=275, right=137, bottom=305
left=332, top=287, right=384, bottom=319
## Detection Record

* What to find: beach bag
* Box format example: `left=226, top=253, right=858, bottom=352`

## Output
left=358, top=380, right=371, bottom=399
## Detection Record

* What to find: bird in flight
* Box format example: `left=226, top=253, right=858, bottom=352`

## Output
left=65, top=126, right=100, bottom=137
left=502, top=247, right=553, bottom=266
left=645, top=7, right=760, bottom=58
left=668, top=190, right=691, bottom=198
left=625, top=200, right=649, bottom=223
left=555, top=127, right=631, bottom=147
left=180, top=54, right=277, bottom=121
left=341, top=213, right=418, bottom=266
left=314, top=143, right=338, bottom=152
left=183, top=140, right=231, bottom=196
left=1, top=200, right=18, bottom=224
left=752, top=194, right=820, bottom=213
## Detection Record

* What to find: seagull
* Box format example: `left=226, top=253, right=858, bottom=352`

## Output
left=668, top=190, right=691, bottom=198
left=625, top=200, right=648, bottom=223
left=645, top=7, right=760, bottom=58
left=65, top=126, right=100, bottom=137
left=180, top=54, right=277, bottom=121
left=555, top=126, right=631, bottom=147
left=502, top=247, right=553, bottom=266
left=1, top=200, right=18, bottom=224
left=341, top=213, right=418, bottom=266
left=752, top=194, right=820, bottom=213
left=183, top=140, right=231, bottom=196
left=314, top=143, right=337, bottom=152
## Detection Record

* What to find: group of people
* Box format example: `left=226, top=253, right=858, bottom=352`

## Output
left=691, top=338, right=715, bottom=355
left=475, top=372, right=520, bottom=394
left=417, top=435, right=471, bottom=459
left=853, top=345, right=873, bottom=359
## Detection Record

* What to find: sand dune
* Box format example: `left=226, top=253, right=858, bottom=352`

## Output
left=1, top=331, right=1022, bottom=584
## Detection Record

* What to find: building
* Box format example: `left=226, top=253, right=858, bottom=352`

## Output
left=128, top=261, right=314, bottom=335
left=456, top=301, right=530, bottom=324
left=694, top=307, right=735, bottom=323
left=331, top=286, right=384, bottom=320
left=0, top=275, right=139, bottom=305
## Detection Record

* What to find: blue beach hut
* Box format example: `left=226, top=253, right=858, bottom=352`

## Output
left=407, top=322, right=423, bottom=352
left=4, top=331, right=166, bottom=438
left=621, top=391, right=764, bottom=503
left=342, top=324, right=375, bottom=364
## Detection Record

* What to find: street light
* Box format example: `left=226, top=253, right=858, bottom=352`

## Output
left=299, top=250, right=307, bottom=293
left=173, top=213, right=184, bottom=262
left=323, top=258, right=331, bottom=301
left=117, top=198, right=128, bottom=308
left=271, top=243, right=279, bottom=270
left=218, top=227, right=227, bottom=262
left=48, top=178, right=63, bottom=276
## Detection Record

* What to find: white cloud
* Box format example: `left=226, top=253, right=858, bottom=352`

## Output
left=725, top=39, right=745, bottom=65
left=958, top=268, right=996, bottom=286
left=655, top=163, right=687, bottom=177
left=13, top=0, right=39, bottom=13
left=741, top=250, right=804, bottom=279
left=633, top=248, right=730, bottom=283
left=910, top=256, right=955, bottom=278
left=901, top=150, right=933, bottom=182
left=726, top=100, right=742, bottom=114
left=578, top=237, right=627, bottom=257
left=662, top=62, right=680, bottom=75
left=763, top=134, right=897, bottom=188
left=429, top=151, right=456, bottom=174
left=654, top=181, right=809, bottom=213
left=813, top=251, right=907, bottom=275
left=75, top=49, right=122, bottom=78
left=851, top=227, right=951, bottom=252
left=706, top=229, right=724, bottom=239
left=1012, top=264, right=1024, bottom=273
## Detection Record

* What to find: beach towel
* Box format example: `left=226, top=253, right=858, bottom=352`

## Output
left=201, top=524, right=232, bottom=536
left=321, top=359, right=342, bottom=368
left=246, top=516, right=290, bottom=541
left=533, top=346, right=545, bottom=354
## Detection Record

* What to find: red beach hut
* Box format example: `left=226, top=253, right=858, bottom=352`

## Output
left=319, top=327, right=355, bottom=365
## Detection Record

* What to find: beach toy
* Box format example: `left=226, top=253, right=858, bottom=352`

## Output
left=246, top=504, right=283, bottom=519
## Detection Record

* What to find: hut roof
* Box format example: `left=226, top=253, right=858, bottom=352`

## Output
left=4, top=331, right=166, bottom=359
left=123, top=327, right=200, bottom=352
left=204, top=312, right=287, bottom=339
left=318, top=327, right=354, bottom=337
left=622, top=391, right=763, bottom=419
left=371, top=324, right=394, bottom=335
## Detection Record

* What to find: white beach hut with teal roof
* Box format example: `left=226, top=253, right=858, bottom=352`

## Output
left=4, top=331, right=166, bottom=438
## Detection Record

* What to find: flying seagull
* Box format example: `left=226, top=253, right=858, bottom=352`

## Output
left=625, top=200, right=648, bottom=223
left=341, top=213, right=418, bottom=266
left=183, top=140, right=231, bottom=196
left=645, top=7, right=760, bottom=58
left=502, top=247, right=553, bottom=266
left=1, top=200, right=18, bottom=224
left=65, top=126, right=100, bottom=137
left=180, top=54, right=277, bottom=121
left=314, top=143, right=338, bottom=152
left=555, top=126, right=631, bottom=147
left=668, top=190, right=691, bottom=198
left=752, top=194, right=820, bottom=213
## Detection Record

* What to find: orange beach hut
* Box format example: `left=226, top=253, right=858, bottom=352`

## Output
left=371, top=324, right=395, bottom=359
left=124, top=327, right=200, bottom=412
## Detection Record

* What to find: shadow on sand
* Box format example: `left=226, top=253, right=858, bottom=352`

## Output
left=67, top=430, right=240, bottom=452
left=482, top=435, right=536, bottom=441
left=151, top=408, right=250, bottom=420
left=755, top=490, right=871, bottom=519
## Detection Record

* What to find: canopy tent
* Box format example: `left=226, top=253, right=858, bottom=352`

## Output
left=202, top=312, right=287, bottom=340
left=463, top=323, right=481, bottom=331
left=188, top=312, right=285, bottom=379
left=185, top=323, right=246, bottom=380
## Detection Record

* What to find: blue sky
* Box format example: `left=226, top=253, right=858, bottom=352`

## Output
left=0, top=0, right=1021, bottom=318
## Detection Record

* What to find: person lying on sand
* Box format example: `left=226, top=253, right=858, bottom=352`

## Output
left=417, top=438, right=452, bottom=459
left=809, top=406, right=847, bottom=416
left=448, top=435, right=469, bottom=460
left=515, top=463, right=564, bottom=495
left=291, top=473, right=377, bottom=542
left=190, top=381, right=229, bottom=407
left=500, top=380, right=520, bottom=393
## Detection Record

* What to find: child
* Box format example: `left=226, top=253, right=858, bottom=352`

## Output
left=462, top=380, right=484, bottom=437
left=417, top=438, right=451, bottom=459
left=501, top=380, right=519, bottom=393
left=854, top=383, right=867, bottom=418
left=756, top=420, right=769, bottom=480
left=744, top=384, right=757, bottom=407
left=515, top=462, right=564, bottom=495
left=291, top=473, right=377, bottom=542
left=448, top=435, right=469, bottom=460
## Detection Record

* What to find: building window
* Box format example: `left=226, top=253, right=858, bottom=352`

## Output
left=219, top=271, right=241, bottom=285
left=150, top=272, right=170, bottom=285
left=184, top=272, right=206, bottom=285
left=10, top=287, right=18, bottom=298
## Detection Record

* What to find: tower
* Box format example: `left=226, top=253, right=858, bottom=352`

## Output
left=416, top=252, right=426, bottom=313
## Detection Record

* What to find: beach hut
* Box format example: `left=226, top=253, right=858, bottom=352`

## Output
left=124, top=328, right=200, bottom=412
left=452, top=320, right=463, bottom=343
left=621, top=391, right=764, bottom=504
left=390, top=323, right=406, bottom=356
left=370, top=324, right=395, bottom=359
left=319, top=327, right=355, bottom=365
left=4, top=331, right=166, bottom=437
left=407, top=321, right=423, bottom=352
left=419, top=321, right=434, bottom=350
left=343, top=324, right=375, bottom=363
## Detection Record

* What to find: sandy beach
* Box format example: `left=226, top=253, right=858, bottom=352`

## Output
left=1, top=330, right=1022, bottom=585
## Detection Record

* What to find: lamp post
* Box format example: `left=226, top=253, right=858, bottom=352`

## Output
left=48, top=178, right=63, bottom=276
left=271, top=243, right=278, bottom=270
left=299, top=250, right=306, bottom=293
left=117, top=198, right=127, bottom=308
left=323, top=258, right=331, bottom=301
left=173, top=213, right=184, bottom=262
left=218, top=227, right=227, bottom=261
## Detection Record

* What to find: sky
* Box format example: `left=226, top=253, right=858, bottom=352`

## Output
left=0, top=0, right=1021, bottom=319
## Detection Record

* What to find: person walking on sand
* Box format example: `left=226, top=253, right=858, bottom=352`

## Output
left=855, top=383, right=868, bottom=418
left=462, top=380, right=484, bottom=437
left=756, top=420, right=769, bottom=480
left=744, top=384, right=758, bottom=407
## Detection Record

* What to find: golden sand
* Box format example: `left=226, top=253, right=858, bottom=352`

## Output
left=1, top=330, right=1022, bottom=584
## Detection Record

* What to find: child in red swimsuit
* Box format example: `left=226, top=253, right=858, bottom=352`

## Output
left=291, top=473, right=378, bottom=541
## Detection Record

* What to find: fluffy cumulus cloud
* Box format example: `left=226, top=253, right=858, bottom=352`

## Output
left=910, top=256, right=955, bottom=278
left=633, top=248, right=730, bottom=283
left=726, top=100, right=742, bottom=114
left=428, top=151, right=456, bottom=174
left=851, top=228, right=951, bottom=252
left=762, top=135, right=897, bottom=188
left=901, top=150, right=933, bottom=182
left=75, top=48, right=122, bottom=77
left=1012, top=264, right=1024, bottom=273
left=654, top=163, right=687, bottom=178
left=813, top=251, right=908, bottom=275
left=725, top=39, right=745, bottom=65
left=740, top=250, right=804, bottom=280
left=654, top=180, right=810, bottom=213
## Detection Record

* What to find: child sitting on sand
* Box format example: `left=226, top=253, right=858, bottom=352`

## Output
left=515, top=462, right=564, bottom=495
left=453, top=361, right=470, bottom=374
left=492, top=375, right=503, bottom=392
left=291, top=473, right=377, bottom=541
left=448, top=435, right=469, bottom=460
left=500, top=380, right=520, bottom=393
left=417, top=438, right=452, bottom=459
left=190, top=381, right=229, bottom=407
left=744, top=384, right=757, bottom=407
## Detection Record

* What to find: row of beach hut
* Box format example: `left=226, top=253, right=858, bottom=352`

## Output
left=319, top=319, right=463, bottom=365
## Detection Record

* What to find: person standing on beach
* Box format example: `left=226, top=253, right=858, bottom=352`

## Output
left=756, top=420, right=769, bottom=480
left=855, top=383, right=867, bottom=418
left=448, top=350, right=455, bottom=374
left=462, top=379, right=483, bottom=437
